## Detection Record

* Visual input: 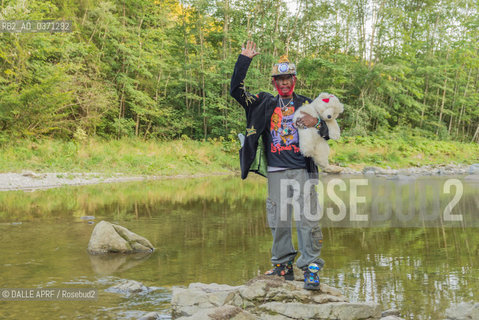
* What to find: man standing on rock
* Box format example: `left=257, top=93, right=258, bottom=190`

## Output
left=230, top=41, right=329, bottom=290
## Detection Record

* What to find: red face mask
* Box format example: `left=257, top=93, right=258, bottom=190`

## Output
left=273, top=76, right=296, bottom=97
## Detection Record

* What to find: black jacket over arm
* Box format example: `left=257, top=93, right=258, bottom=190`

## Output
left=230, top=54, right=329, bottom=179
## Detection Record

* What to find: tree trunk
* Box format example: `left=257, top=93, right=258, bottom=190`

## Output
left=436, top=51, right=450, bottom=135
left=420, top=76, right=429, bottom=128
left=285, top=2, right=302, bottom=56
left=473, top=126, right=479, bottom=143
left=222, top=0, right=229, bottom=131
left=272, top=1, right=280, bottom=58
left=456, top=68, right=472, bottom=137
left=448, top=69, right=460, bottom=135
left=182, top=6, right=190, bottom=111
left=198, top=18, right=207, bottom=139
left=368, top=0, right=385, bottom=67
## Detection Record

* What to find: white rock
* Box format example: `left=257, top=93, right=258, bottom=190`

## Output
left=106, top=279, right=148, bottom=297
left=312, top=294, right=347, bottom=304
left=172, top=283, right=242, bottom=318
left=176, top=305, right=257, bottom=320
left=259, top=301, right=334, bottom=319
left=239, top=280, right=267, bottom=300
left=87, top=221, right=154, bottom=254
left=381, top=308, right=401, bottom=317
left=331, top=302, right=382, bottom=320
left=137, top=312, right=161, bottom=320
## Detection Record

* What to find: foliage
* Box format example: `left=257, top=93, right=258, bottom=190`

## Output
left=0, top=0, right=478, bottom=143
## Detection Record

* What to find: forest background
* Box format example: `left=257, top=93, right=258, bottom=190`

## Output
left=0, top=0, right=478, bottom=174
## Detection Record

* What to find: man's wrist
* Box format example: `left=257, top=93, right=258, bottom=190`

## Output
left=314, top=118, right=321, bottom=129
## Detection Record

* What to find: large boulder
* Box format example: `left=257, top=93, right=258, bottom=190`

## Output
left=87, top=221, right=154, bottom=254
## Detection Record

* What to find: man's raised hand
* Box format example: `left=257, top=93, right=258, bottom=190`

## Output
left=241, top=40, right=260, bottom=59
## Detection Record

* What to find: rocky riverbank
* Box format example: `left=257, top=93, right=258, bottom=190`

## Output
left=1, top=164, right=478, bottom=191
left=170, top=276, right=393, bottom=320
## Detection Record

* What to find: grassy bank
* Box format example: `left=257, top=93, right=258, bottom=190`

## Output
left=0, top=133, right=478, bottom=175
left=0, top=137, right=238, bottom=175
left=329, top=131, right=479, bottom=169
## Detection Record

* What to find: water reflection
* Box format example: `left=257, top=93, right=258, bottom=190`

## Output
left=89, top=252, right=153, bottom=275
left=0, top=175, right=477, bottom=319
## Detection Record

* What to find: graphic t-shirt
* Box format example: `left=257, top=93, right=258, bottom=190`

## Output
left=264, top=98, right=307, bottom=169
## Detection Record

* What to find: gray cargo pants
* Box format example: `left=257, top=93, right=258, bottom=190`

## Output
left=266, top=168, right=325, bottom=270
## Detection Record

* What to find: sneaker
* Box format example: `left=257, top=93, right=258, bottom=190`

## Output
left=303, top=263, right=320, bottom=290
left=264, top=261, right=294, bottom=281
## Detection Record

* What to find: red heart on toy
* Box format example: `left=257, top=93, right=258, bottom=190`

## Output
left=322, top=98, right=330, bottom=103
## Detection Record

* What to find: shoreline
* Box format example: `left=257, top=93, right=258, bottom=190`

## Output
left=1, top=163, right=478, bottom=192
left=0, top=171, right=235, bottom=192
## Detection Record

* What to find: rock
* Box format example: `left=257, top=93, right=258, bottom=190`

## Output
left=259, top=302, right=333, bottom=319
left=319, top=283, right=346, bottom=298
left=21, top=171, right=46, bottom=179
left=207, top=305, right=257, bottom=320
left=445, top=302, right=479, bottom=320
left=87, top=221, right=154, bottom=254
left=172, top=283, right=242, bottom=318
left=380, top=316, right=405, bottom=320
left=259, top=301, right=381, bottom=320
left=171, top=276, right=377, bottom=320
left=312, top=294, right=346, bottom=304
left=138, top=312, right=161, bottom=320
left=331, top=302, right=382, bottom=320
left=176, top=305, right=257, bottom=320
left=363, top=166, right=382, bottom=175
left=381, top=309, right=401, bottom=317
left=239, top=278, right=268, bottom=301
left=468, top=164, right=479, bottom=174
left=106, top=279, right=149, bottom=297
left=256, top=314, right=290, bottom=320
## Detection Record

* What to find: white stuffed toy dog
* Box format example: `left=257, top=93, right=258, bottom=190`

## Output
left=293, top=92, right=344, bottom=173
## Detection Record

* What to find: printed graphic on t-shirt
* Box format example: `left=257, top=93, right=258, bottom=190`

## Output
left=270, top=105, right=300, bottom=154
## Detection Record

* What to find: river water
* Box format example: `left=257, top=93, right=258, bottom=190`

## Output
left=0, top=174, right=478, bottom=319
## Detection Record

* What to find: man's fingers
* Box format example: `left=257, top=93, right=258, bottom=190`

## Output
left=241, top=40, right=260, bottom=57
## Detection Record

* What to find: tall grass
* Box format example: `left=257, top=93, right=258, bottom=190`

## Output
left=0, top=132, right=477, bottom=175
left=0, top=137, right=239, bottom=175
